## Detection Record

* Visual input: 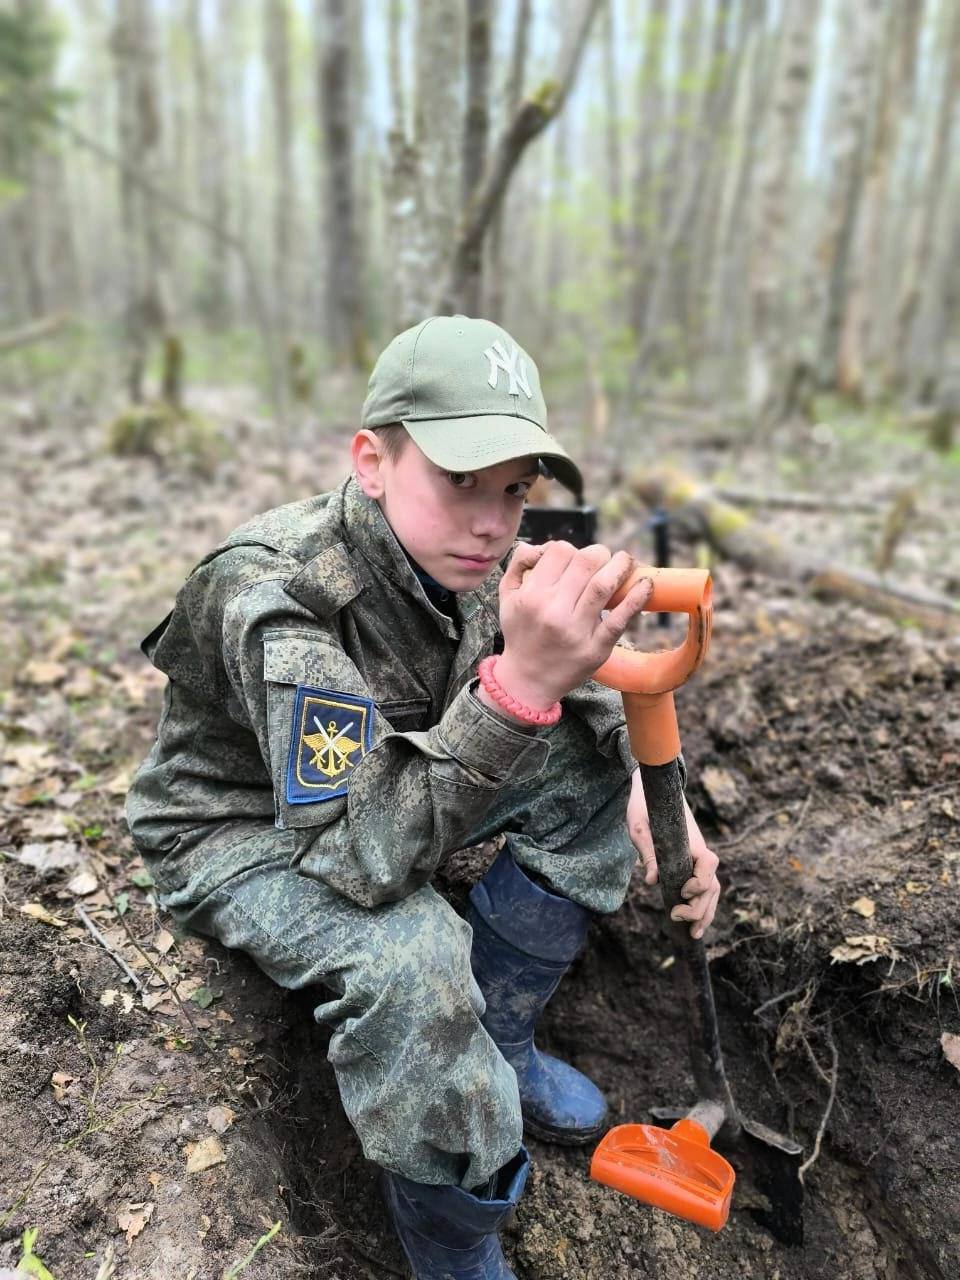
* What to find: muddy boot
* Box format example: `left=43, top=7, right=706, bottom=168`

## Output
left=382, top=1148, right=529, bottom=1279
left=467, top=851, right=607, bottom=1145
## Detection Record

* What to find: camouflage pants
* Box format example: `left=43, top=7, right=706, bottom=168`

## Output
left=153, top=713, right=636, bottom=1187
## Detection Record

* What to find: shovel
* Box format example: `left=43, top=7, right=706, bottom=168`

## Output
left=588, top=565, right=804, bottom=1246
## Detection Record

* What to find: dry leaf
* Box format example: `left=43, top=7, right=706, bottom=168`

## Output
left=100, top=989, right=134, bottom=1013
left=13, top=840, right=82, bottom=875
left=23, top=660, right=68, bottom=691
left=185, top=1135, right=227, bottom=1173
left=20, top=902, right=68, bottom=928
left=117, top=1201, right=155, bottom=1245
left=206, top=1105, right=236, bottom=1135
left=942, top=798, right=956, bottom=820
left=941, top=1033, right=960, bottom=1073
left=51, top=1071, right=76, bottom=1101
left=154, top=928, right=175, bottom=955
left=176, top=977, right=203, bottom=1000
left=23, top=660, right=68, bottom=686
left=904, top=881, right=928, bottom=895
left=849, top=897, right=876, bottom=918
left=830, top=934, right=898, bottom=965
left=67, top=870, right=99, bottom=896
left=21, top=813, right=72, bottom=840
left=103, top=767, right=134, bottom=797
left=148, top=1172, right=161, bottom=1189
left=701, top=766, right=739, bottom=815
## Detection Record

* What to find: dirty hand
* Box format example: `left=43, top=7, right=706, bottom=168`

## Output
left=493, top=542, right=652, bottom=711
left=627, top=770, right=721, bottom=939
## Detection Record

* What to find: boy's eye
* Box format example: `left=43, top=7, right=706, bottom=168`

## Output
left=506, top=481, right=533, bottom=498
left=447, top=471, right=477, bottom=489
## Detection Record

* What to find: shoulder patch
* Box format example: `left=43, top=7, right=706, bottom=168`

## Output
left=286, top=686, right=375, bottom=804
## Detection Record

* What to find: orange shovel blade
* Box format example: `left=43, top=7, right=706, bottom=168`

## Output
left=590, top=1120, right=735, bottom=1233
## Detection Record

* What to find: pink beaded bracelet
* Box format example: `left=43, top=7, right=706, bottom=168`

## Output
left=477, top=655, right=563, bottom=727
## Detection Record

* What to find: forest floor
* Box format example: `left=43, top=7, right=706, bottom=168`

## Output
left=0, top=369, right=958, bottom=1280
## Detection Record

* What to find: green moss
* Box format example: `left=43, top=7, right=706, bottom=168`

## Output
left=104, top=402, right=224, bottom=477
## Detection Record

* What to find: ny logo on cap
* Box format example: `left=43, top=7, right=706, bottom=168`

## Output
left=484, top=339, right=532, bottom=399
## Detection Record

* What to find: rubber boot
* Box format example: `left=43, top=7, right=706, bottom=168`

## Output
left=467, top=851, right=608, bottom=1145
left=382, top=1147, right=529, bottom=1280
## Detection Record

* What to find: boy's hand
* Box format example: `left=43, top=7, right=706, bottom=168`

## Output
left=627, top=770, right=721, bottom=939
left=493, top=542, right=652, bottom=711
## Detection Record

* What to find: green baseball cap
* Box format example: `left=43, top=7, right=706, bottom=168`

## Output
left=361, top=315, right=583, bottom=495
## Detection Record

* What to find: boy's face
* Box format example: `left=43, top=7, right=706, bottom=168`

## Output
left=352, top=430, right=539, bottom=591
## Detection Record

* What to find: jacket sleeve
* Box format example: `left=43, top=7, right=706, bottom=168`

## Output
left=222, top=593, right=550, bottom=908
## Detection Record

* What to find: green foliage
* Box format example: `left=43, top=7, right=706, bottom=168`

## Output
left=0, top=9, right=71, bottom=181
left=16, top=1227, right=58, bottom=1280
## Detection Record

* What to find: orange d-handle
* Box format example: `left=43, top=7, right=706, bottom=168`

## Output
left=593, top=565, right=713, bottom=764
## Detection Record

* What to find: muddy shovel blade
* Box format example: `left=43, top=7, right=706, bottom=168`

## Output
left=735, top=1117, right=804, bottom=1247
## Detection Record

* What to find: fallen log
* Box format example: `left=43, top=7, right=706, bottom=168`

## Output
left=0, top=312, right=70, bottom=355
left=626, top=466, right=959, bottom=631
left=715, top=488, right=882, bottom=515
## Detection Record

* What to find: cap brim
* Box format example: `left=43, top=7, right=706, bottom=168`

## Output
left=402, top=415, right=583, bottom=498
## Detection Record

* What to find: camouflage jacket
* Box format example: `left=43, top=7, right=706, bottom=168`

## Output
left=126, top=477, right=634, bottom=907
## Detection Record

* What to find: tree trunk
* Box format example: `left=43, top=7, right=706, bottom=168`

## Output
left=316, top=0, right=366, bottom=366
left=602, top=0, right=626, bottom=266
left=628, top=0, right=669, bottom=334
left=437, top=0, right=604, bottom=315
left=745, top=0, right=820, bottom=422
left=265, top=0, right=295, bottom=338
left=487, top=0, right=530, bottom=322
left=111, top=0, right=171, bottom=403
left=816, top=0, right=885, bottom=395
left=461, top=0, right=492, bottom=315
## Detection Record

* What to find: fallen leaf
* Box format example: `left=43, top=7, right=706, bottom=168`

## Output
left=100, top=989, right=119, bottom=1007
left=12, top=840, right=81, bottom=875
left=153, top=928, right=175, bottom=955
left=849, top=897, right=876, bottom=919
left=23, top=660, right=68, bottom=686
left=67, top=870, right=99, bottom=896
left=142, top=990, right=176, bottom=1013
left=63, top=669, right=97, bottom=699
left=904, top=881, right=928, bottom=895
left=941, top=1032, right=960, bottom=1072
left=206, top=1105, right=236, bottom=1135
left=148, top=1172, right=161, bottom=1189
left=117, top=1201, right=155, bottom=1245
left=830, top=934, right=899, bottom=965
left=185, top=1135, right=227, bottom=1173
left=51, top=1070, right=76, bottom=1101
left=701, top=766, right=739, bottom=816
left=190, top=986, right=222, bottom=1009
left=176, top=977, right=203, bottom=1000
left=943, top=798, right=956, bottom=820
left=20, top=902, right=68, bottom=928
left=129, top=868, right=155, bottom=889
left=21, top=813, right=72, bottom=840
left=104, top=768, right=134, bottom=797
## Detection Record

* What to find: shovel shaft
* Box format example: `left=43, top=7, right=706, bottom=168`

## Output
left=640, top=759, right=739, bottom=1130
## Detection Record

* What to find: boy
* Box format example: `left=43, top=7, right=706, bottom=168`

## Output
left=126, top=316, right=720, bottom=1279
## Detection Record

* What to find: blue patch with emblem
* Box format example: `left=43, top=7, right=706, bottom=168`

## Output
left=286, top=686, right=375, bottom=804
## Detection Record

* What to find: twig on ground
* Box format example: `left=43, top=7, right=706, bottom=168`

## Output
left=74, top=904, right=144, bottom=991
left=753, top=981, right=809, bottom=1020
left=94, top=881, right=217, bottom=1057
left=773, top=790, right=813, bottom=857
left=798, top=1030, right=839, bottom=1183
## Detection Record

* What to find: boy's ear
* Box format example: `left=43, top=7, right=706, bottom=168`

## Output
left=352, top=429, right=385, bottom=499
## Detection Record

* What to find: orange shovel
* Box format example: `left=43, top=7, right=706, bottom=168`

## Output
left=588, top=566, right=804, bottom=1245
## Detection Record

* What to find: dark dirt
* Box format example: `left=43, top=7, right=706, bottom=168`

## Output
left=1, top=390, right=958, bottom=1278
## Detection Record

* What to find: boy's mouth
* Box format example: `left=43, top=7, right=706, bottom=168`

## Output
left=452, top=553, right=498, bottom=570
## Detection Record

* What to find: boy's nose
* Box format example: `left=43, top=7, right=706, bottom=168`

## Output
left=471, top=500, right=511, bottom=539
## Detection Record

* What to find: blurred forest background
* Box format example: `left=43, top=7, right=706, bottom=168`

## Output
left=2, top=0, right=960, bottom=448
